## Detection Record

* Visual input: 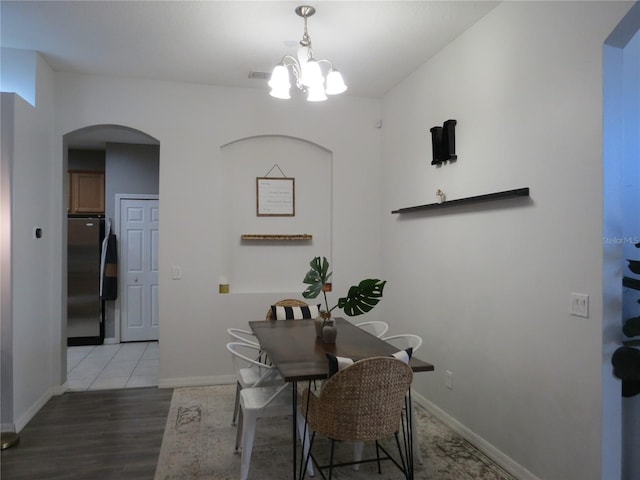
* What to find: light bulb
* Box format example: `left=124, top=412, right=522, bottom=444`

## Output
left=270, top=87, right=291, bottom=100
left=268, top=65, right=291, bottom=90
left=325, top=70, right=347, bottom=95
left=306, top=85, right=327, bottom=102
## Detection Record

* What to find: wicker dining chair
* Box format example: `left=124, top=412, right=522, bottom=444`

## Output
left=301, top=356, right=414, bottom=479
left=265, top=298, right=310, bottom=320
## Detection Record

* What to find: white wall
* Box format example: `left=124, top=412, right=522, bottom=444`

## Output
left=220, top=135, right=332, bottom=293
left=9, top=53, right=59, bottom=430
left=380, top=2, right=634, bottom=480
left=0, top=48, right=36, bottom=106
left=53, top=73, right=382, bottom=385
left=1, top=92, right=16, bottom=432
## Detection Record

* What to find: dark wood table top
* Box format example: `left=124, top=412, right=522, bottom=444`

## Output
left=250, top=317, right=435, bottom=382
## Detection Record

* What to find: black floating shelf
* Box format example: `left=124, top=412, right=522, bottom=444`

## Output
left=391, top=187, right=530, bottom=214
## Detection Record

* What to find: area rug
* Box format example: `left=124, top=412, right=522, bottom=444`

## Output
left=154, top=384, right=516, bottom=480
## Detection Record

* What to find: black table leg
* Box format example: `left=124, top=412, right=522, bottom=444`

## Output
left=292, top=380, right=298, bottom=480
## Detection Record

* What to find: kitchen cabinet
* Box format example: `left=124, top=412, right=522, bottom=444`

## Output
left=69, top=170, right=105, bottom=213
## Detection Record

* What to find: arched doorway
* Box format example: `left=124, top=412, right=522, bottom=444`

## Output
left=63, top=125, right=160, bottom=389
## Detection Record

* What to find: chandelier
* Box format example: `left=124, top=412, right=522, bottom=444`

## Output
left=268, top=5, right=347, bottom=102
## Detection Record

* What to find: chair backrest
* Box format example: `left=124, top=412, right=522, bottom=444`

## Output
left=265, top=298, right=309, bottom=320
left=227, top=328, right=260, bottom=347
left=355, top=320, right=389, bottom=338
left=226, top=342, right=275, bottom=386
left=306, top=356, right=413, bottom=442
left=382, top=334, right=423, bottom=353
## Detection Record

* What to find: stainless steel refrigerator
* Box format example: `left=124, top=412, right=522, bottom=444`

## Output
left=67, top=216, right=105, bottom=346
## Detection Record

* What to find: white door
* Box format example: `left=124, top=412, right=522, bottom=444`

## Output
left=120, top=198, right=159, bottom=342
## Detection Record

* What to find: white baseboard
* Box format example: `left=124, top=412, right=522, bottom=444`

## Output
left=53, top=382, right=67, bottom=395
left=1, top=422, right=16, bottom=432
left=412, top=391, right=541, bottom=480
left=158, top=374, right=235, bottom=389
left=103, top=337, right=119, bottom=345
left=15, top=386, right=56, bottom=433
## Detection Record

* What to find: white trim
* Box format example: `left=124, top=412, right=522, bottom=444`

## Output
left=113, top=194, right=159, bottom=342
left=158, top=374, right=235, bottom=389
left=14, top=386, right=55, bottom=432
left=412, top=391, right=541, bottom=480
left=1, top=423, right=15, bottom=433
left=54, top=383, right=68, bottom=396
left=103, top=337, right=119, bottom=345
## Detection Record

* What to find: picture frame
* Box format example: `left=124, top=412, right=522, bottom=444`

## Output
left=256, top=177, right=295, bottom=216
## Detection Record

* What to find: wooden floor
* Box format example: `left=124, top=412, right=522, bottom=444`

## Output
left=0, top=387, right=173, bottom=480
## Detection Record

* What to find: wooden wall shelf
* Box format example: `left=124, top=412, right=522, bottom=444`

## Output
left=391, top=187, right=530, bottom=214
left=241, top=234, right=312, bottom=241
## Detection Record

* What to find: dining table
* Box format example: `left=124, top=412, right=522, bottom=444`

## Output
left=249, top=317, right=435, bottom=480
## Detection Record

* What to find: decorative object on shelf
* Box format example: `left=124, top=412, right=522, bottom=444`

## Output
left=429, top=119, right=457, bottom=165
left=435, top=189, right=445, bottom=204
left=241, top=234, right=312, bottom=241
left=302, top=256, right=386, bottom=337
left=612, top=242, right=640, bottom=397
left=219, top=275, right=229, bottom=294
left=268, top=5, right=347, bottom=102
left=391, top=187, right=530, bottom=215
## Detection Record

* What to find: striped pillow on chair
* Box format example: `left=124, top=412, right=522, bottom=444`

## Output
left=271, top=304, right=321, bottom=320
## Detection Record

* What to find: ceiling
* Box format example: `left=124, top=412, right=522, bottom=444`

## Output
left=1, top=1, right=499, bottom=148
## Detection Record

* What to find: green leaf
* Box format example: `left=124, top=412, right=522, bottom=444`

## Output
left=337, top=279, right=386, bottom=317
left=623, top=316, right=640, bottom=338
left=302, top=256, right=332, bottom=300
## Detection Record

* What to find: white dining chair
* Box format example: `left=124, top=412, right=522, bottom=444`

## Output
left=354, top=320, right=389, bottom=338
left=382, top=333, right=423, bottom=352
left=226, top=342, right=282, bottom=427
left=227, top=327, right=260, bottom=347
left=238, top=383, right=315, bottom=480
left=382, top=333, right=424, bottom=465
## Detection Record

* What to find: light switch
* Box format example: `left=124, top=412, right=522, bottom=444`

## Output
left=171, top=266, right=181, bottom=280
left=570, top=293, right=589, bottom=318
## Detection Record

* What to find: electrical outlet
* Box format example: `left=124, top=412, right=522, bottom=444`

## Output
left=570, top=293, right=589, bottom=318
left=445, top=370, right=453, bottom=390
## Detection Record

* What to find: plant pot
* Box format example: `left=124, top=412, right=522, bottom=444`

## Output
left=314, top=311, right=331, bottom=337
left=321, top=318, right=337, bottom=344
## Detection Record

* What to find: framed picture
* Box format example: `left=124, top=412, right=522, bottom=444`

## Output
left=256, top=177, right=295, bottom=216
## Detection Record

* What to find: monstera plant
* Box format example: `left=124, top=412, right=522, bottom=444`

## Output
left=302, top=256, right=386, bottom=317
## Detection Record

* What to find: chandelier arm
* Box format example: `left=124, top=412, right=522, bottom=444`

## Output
left=316, top=59, right=334, bottom=70
left=281, top=55, right=302, bottom=80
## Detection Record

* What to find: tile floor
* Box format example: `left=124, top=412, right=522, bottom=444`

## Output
left=67, top=341, right=159, bottom=391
